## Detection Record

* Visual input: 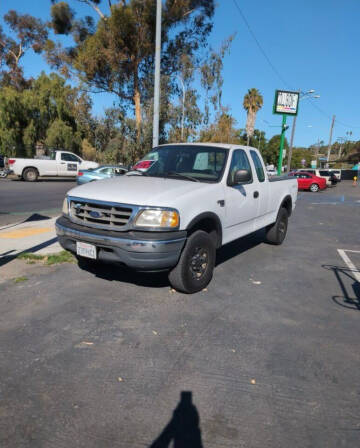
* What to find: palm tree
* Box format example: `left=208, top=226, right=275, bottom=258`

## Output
left=243, top=88, right=263, bottom=145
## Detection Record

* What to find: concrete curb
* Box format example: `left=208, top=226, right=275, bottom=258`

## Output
left=0, top=216, right=62, bottom=260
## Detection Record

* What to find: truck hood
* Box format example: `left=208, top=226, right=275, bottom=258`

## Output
left=67, top=175, right=211, bottom=207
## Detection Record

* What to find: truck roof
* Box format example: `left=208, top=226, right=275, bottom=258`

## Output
left=157, top=142, right=258, bottom=151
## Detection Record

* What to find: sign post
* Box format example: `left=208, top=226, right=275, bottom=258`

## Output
left=273, top=90, right=300, bottom=175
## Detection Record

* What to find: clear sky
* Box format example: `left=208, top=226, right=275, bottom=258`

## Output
left=1, top=0, right=359, bottom=147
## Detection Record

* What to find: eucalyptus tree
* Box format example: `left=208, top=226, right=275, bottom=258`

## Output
left=0, top=10, right=48, bottom=89
left=46, top=0, right=216, bottom=139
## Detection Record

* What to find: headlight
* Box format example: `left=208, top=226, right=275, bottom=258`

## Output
left=62, top=197, right=69, bottom=215
left=135, top=209, right=179, bottom=229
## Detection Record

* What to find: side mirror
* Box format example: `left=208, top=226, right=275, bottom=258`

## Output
left=233, top=169, right=251, bottom=185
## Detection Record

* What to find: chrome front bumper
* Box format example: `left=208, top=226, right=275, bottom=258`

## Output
left=56, top=216, right=186, bottom=271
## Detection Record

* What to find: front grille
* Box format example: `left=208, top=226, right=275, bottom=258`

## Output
left=70, top=199, right=133, bottom=230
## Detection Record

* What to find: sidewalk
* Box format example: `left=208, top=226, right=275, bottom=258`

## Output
left=0, top=216, right=62, bottom=260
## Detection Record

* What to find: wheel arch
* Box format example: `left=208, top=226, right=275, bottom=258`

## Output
left=279, top=195, right=293, bottom=217
left=22, top=166, right=40, bottom=178
left=186, top=212, right=223, bottom=249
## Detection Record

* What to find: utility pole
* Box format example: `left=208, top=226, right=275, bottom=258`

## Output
left=326, top=115, right=336, bottom=167
left=286, top=89, right=300, bottom=172
left=152, top=0, right=162, bottom=148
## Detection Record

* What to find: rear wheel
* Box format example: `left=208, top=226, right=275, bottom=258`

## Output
left=265, top=207, right=288, bottom=245
left=168, top=230, right=216, bottom=294
left=23, top=167, right=38, bottom=182
left=310, top=183, right=319, bottom=192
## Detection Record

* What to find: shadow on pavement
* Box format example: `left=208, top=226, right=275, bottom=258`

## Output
left=0, top=237, right=58, bottom=268
left=323, top=264, right=360, bottom=310
left=7, top=178, right=76, bottom=182
left=216, top=229, right=264, bottom=267
left=77, top=231, right=264, bottom=289
left=24, top=213, right=51, bottom=223
left=77, top=258, right=170, bottom=288
left=149, top=391, right=203, bottom=448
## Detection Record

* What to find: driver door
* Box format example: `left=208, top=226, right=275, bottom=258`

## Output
left=58, top=153, right=80, bottom=176
left=223, top=149, right=259, bottom=243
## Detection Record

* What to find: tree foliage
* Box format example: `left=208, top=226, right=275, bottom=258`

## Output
left=0, top=11, right=48, bottom=89
left=260, top=134, right=288, bottom=166
left=46, top=0, right=216, bottom=136
left=243, top=88, right=263, bottom=143
left=0, top=72, right=86, bottom=156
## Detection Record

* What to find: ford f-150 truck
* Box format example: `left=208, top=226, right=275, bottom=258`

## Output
left=8, top=150, right=98, bottom=181
left=56, top=143, right=298, bottom=293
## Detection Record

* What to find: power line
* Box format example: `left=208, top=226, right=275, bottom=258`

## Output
left=232, top=0, right=360, bottom=132
left=232, top=0, right=293, bottom=90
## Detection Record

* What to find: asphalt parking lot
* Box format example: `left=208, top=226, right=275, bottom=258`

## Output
left=0, top=182, right=359, bottom=447
left=0, top=178, right=76, bottom=227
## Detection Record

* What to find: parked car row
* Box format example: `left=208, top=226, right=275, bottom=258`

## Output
left=296, top=169, right=340, bottom=186
left=77, top=165, right=128, bottom=185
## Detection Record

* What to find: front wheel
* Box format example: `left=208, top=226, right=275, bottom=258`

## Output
left=310, top=183, right=319, bottom=192
left=265, top=207, right=288, bottom=245
left=168, top=230, right=216, bottom=294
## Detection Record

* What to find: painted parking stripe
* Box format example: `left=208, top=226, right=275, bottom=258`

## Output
left=337, top=249, right=360, bottom=283
left=0, top=227, right=53, bottom=239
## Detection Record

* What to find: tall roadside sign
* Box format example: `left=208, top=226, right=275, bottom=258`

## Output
left=273, top=90, right=300, bottom=175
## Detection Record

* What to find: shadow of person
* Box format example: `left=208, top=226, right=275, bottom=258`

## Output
left=149, top=391, right=203, bottom=448
left=323, top=264, right=360, bottom=310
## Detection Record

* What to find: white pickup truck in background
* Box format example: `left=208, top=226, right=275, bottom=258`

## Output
left=8, top=150, right=98, bottom=181
left=56, top=143, right=298, bottom=293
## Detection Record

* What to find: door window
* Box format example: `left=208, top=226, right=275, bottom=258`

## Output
left=99, top=167, right=113, bottom=175
left=227, top=150, right=252, bottom=185
left=61, top=153, right=80, bottom=163
left=250, top=150, right=265, bottom=182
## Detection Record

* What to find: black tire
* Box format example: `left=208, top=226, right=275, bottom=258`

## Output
left=168, top=230, right=216, bottom=294
left=265, top=207, right=288, bottom=245
left=23, top=167, right=38, bottom=182
left=309, top=183, right=319, bottom=192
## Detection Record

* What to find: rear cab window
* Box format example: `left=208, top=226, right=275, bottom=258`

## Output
left=250, top=150, right=265, bottom=182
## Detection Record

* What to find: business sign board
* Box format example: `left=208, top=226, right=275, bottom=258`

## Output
left=273, top=90, right=300, bottom=116
left=311, top=160, right=317, bottom=168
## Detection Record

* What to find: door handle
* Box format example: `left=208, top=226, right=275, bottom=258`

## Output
left=254, top=191, right=259, bottom=198
left=60, top=162, right=66, bottom=165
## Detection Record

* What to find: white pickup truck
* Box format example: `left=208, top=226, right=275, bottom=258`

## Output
left=56, top=143, right=298, bottom=293
left=8, top=150, right=98, bottom=181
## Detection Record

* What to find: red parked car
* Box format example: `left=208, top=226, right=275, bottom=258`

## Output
left=289, top=171, right=327, bottom=192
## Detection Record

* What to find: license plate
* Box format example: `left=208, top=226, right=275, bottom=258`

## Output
left=76, top=241, right=97, bottom=259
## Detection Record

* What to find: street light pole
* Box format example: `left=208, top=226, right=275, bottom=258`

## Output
left=177, top=75, right=185, bottom=142
left=286, top=90, right=319, bottom=172
left=152, top=0, right=162, bottom=148
left=287, top=112, right=298, bottom=172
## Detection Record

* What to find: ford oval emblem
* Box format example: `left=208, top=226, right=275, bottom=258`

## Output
left=89, top=211, right=101, bottom=218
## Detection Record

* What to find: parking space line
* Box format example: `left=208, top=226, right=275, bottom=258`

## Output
left=337, top=249, right=360, bottom=283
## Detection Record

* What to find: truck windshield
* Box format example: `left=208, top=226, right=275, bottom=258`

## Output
left=133, top=145, right=228, bottom=183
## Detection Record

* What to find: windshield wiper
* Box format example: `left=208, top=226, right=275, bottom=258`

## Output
left=164, top=171, right=200, bottom=182
left=127, top=168, right=150, bottom=176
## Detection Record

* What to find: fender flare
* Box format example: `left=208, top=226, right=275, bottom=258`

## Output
left=279, top=195, right=293, bottom=217
left=186, top=212, right=223, bottom=248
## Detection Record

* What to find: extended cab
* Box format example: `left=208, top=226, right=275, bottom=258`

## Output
left=8, top=150, right=98, bottom=181
left=56, top=143, right=298, bottom=293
